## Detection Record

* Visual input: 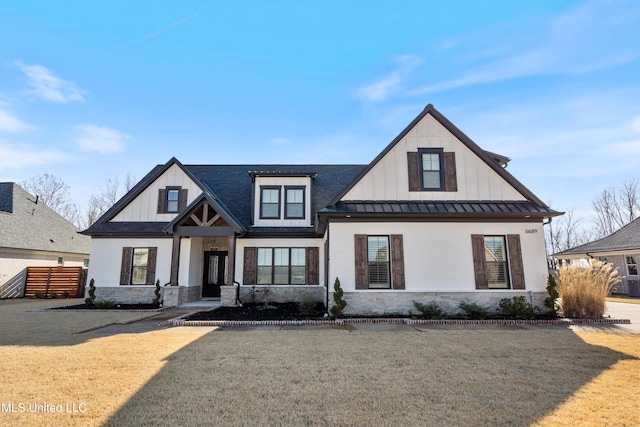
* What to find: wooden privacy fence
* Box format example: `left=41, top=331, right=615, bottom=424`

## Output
left=24, top=266, right=87, bottom=298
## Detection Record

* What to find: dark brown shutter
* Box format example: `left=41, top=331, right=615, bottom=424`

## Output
left=354, top=235, right=368, bottom=290
left=146, top=247, right=157, bottom=285
left=390, top=235, right=405, bottom=290
left=507, top=235, right=525, bottom=289
left=443, top=152, right=457, bottom=192
left=306, top=247, right=319, bottom=286
left=120, top=247, right=133, bottom=285
left=157, top=189, right=166, bottom=213
left=178, top=189, right=188, bottom=211
left=407, top=152, right=420, bottom=191
left=471, top=235, right=488, bottom=289
left=243, top=247, right=257, bottom=285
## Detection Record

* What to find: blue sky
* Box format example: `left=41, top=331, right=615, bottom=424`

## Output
left=1, top=0, right=639, bottom=226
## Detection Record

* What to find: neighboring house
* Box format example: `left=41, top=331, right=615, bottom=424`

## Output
left=554, top=217, right=640, bottom=296
left=0, top=182, right=91, bottom=297
left=83, top=104, right=562, bottom=314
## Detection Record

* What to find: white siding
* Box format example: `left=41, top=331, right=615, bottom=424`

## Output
left=235, top=237, right=325, bottom=285
left=0, top=249, right=86, bottom=285
left=87, top=238, right=173, bottom=287
left=111, top=164, right=201, bottom=222
left=328, top=221, right=547, bottom=293
left=341, top=114, right=525, bottom=202
left=253, top=176, right=312, bottom=227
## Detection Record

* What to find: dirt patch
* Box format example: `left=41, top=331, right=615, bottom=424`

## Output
left=185, top=302, right=325, bottom=321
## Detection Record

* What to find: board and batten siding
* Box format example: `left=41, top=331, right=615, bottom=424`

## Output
left=111, top=163, right=201, bottom=222
left=341, top=114, right=526, bottom=202
left=252, top=176, right=312, bottom=227
left=328, top=222, right=547, bottom=294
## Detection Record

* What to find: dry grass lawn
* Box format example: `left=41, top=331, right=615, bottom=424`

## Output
left=0, top=299, right=638, bottom=427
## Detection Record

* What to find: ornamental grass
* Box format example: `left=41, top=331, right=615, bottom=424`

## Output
left=559, top=260, right=621, bottom=318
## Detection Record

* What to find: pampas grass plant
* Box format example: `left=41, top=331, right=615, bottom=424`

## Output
left=559, top=260, right=621, bottom=318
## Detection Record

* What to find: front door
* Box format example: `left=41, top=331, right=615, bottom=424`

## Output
left=203, top=251, right=228, bottom=297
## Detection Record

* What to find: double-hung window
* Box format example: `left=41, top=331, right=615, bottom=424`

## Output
left=131, top=248, right=150, bottom=285
left=166, top=189, right=180, bottom=213
left=260, top=187, right=281, bottom=219
left=483, top=236, right=510, bottom=289
left=257, top=248, right=306, bottom=285
left=626, top=255, right=638, bottom=276
left=419, top=148, right=444, bottom=190
left=285, top=187, right=305, bottom=219
left=367, top=236, right=391, bottom=289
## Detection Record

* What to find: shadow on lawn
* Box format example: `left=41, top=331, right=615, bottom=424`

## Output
left=104, top=326, right=638, bottom=427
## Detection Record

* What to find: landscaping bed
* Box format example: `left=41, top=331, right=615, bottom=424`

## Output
left=184, top=302, right=325, bottom=321
left=50, top=303, right=162, bottom=310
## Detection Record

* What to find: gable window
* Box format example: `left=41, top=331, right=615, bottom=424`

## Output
left=471, top=234, right=525, bottom=290
left=120, top=247, right=157, bottom=285
left=420, top=148, right=444, bottom=190
left=354, top=235, right=405, bottom=290
left=257, top=248, right=306, bottom=285
left=626, top=256, right=638, bottom=276
left=285, top=187, right=305, bottom=219
left=260, top=187, right=281, bottom=219
left=158, top=187, right=187, bottom=214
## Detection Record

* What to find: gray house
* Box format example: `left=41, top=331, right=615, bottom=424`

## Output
left=0, top=182, right=91, bottom=298
left=554, top=217, right=640, bottom=296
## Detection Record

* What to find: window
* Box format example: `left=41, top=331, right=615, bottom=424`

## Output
left=166, top=189, right=180, bottom=213
left=368, top=236, right=391, bottom=289
left=260, top=187, right=281, bottom=219
left=131, top=248, right=149, bottom=285
left=57, top=257, right=64, bottom=266
left=83, top=258, right=90, bottom=268
left=120, top=247, right=157, bottom=285
left=419, top=148, right=444, bottom=190
left=483, top=236, right=509, bottom=289
left=257, top=248, right=306, bottom=285
left=285, top=187, right=305, bottom=219
left=626, top=255, right=638, bottom=276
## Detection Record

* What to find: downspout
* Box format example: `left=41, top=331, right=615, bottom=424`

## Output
left=325, top=222, right=330, bottom=316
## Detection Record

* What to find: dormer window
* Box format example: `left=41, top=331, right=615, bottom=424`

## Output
left=285, top=187, right=305, bottom=219
left=157, top=187, right=187, bottom=214
left=260, top=187, right=281, bottom=219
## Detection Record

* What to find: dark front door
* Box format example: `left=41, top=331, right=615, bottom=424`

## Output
left=203, top=251, right=228, bottom=297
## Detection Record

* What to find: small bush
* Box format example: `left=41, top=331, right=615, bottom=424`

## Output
left=413, top=301, right=445, bottom=319
left=95, top=300, right=116, bottom=309
left=298, top=298, right=320, bottom=315
left=458, top=300, right=490, bottom=319
left=498, top=296, right=538, bottom=320
left=544, top=275, right=560, bottom=316
left=85, top=279, right=96, bottom=306
left=62, top=291, right=70, bottom=299
left=50, top=292, right=59, bottom=299
left=560, top=260, right=620, bottom=318
left=330, top=277, right=347, bottom=317
left=152, top=279, right=162, bottom=307
left=34, top=292, right=45, bottom=299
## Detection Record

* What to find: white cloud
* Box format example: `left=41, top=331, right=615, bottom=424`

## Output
left=356, top=55, right=423, bottom=102
left=144, top=14, right=198, bottom=39
left=74, top=124, right=129, bottom=153
left=0, top=107, right=33, bottom=132
left=16, top=62, right=85, bottom=103
left=0, top=141, right=68, bottom=170
left=410, top=0, right=640, bottom=95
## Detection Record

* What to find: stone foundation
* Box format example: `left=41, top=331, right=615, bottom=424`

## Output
left=330, top=291, right=546, bottom=316
left=238, top=285, right=325, bottom=305
left=220, top=285, right=238, bottom=307
left=91, top=285, right=202, bottom=306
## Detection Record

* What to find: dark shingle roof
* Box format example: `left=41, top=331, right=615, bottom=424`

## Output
left=555, top=217, right=640, bottom=256
left=0, top=183, right=90, bottom=254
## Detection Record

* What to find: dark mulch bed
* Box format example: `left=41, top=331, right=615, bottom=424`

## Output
left=184, top=302, right=326, bottom=321
left=50, top=303, right=161, bottom=310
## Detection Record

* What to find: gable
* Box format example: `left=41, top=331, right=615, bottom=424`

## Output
left=340, top=112, right=526, bottom=202
left=110, top=163, right=201, bottom=222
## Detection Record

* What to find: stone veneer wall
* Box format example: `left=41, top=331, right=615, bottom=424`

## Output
left=237, top=285, right=325, bottom=305
left=330, top=291, right=546, bottom=316
left=91, top=285, right=202, bottom=306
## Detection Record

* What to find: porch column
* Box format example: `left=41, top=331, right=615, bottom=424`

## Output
left=227, top=235, right=235, bottom=286
left=170, top=235, right=181, bottom=286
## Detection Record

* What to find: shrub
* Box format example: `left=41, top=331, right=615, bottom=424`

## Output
left=544, top=274, right=560, bottom=316
left=413, top=301, right=445, bottom=319
left=85, top=279, right=96, bottom=306
left=298, top=298, right=320, bottom=315
left=152, top=279, right=162, bottom=307
left=62, top=291, right=70, bottom=299
left=95, top=300, right=116, bottom=309
left=498, top=296, right=538, bottom=320
left=458, top=300, right=490, bottom=319
left=559, top=260, right=620, bottom=318
left=34, top=292, right=45, bottom=299
left=50, top=292, right=59, bottom=299
left=329, top=277, right=347, bottom=317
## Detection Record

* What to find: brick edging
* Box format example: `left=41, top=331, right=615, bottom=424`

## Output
left=167, top=316, right=631, bottom=327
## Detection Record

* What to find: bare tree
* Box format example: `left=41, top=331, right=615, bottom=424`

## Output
left=592, top=177, right=640, bottom=238
left=82, top=173, right=136, bottom=228
left=21, top=173, right=78, bottom=225
left=545, top=209, right=592, bottom=269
